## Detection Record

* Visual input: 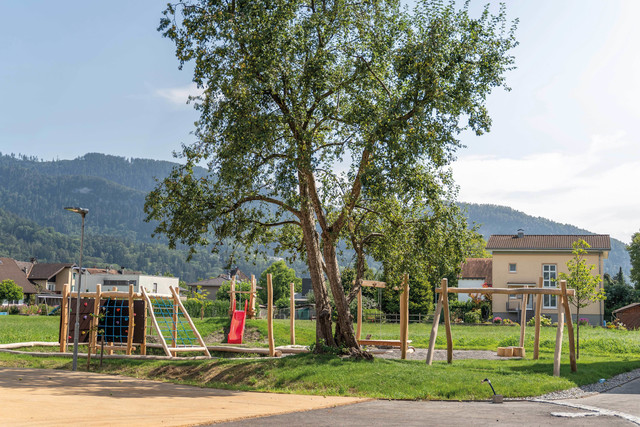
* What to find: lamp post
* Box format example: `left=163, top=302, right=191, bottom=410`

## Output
left=65, top=206, right=88, bottom=371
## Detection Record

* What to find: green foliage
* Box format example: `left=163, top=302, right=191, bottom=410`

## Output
left=527, top=315, right=552, bottom=327
left=463, top=309, right=481, bottom=324
left=258, top=261, right=301, bottom=304
left=0, top=279, right=23, bottom=302
left=604, top=272, right=640, bottom=320
left=628, top=232, right=640, bottom=289
left=183, top=298, right=229, bottom=318
left=559, top=240, right=606, bottom=310
left=146, top=0, right=518, bottom=346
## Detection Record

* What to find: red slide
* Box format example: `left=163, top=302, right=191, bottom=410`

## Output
left=227, top=300, right=248, bottom=344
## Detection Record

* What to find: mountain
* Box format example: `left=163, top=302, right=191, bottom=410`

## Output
left=0, top=152, right=631, bottom=280
left=462, top=203, right=631, bottom=278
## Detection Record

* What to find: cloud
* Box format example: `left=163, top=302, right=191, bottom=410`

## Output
left=451, top=133, right=640, bottom=242
left=155, top=83, right=202, bottom=106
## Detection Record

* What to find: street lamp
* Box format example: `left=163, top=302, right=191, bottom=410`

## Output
left=64, top=206, right=89, bottom=371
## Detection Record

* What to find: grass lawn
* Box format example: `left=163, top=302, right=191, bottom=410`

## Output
left=1, top=315, right=639, bottom=400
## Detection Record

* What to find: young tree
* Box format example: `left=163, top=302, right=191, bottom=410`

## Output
left=0, top=279, right=24, bottom=304
left=145, top=0, right=517, bottom=353
left=559, top=239, right=606, bottom=358
left=628, top=232, right=640, bottom=289
left=258, top=261, right=302, bottom=304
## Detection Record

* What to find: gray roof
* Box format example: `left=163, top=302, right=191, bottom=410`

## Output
left=0, top=258, right=38, bottom=294
left=28, top=263, right=75, bottom=280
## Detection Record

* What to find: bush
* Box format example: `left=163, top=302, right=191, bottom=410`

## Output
left=464, top=309, right=481, bottom=324
left=450, top=300, right=492, bottom=323
left=502, top=318, right=517, bottom=326
left=578, top=318, right=590, bottom=326
left=20, top=305, right=40, bottom=315
left=8, top=305, right=21, bottom=315
left=493, top=316, right=502, bottom=324
left=183, top=298, right=230, bottom=318
left=527, top=315, right=552, bottom=327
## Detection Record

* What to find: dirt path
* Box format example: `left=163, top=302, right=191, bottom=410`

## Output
left=0, top=367, right=367, bottom=426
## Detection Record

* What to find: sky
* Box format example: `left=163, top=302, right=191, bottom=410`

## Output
left=1, top=1, right=639, bottom=243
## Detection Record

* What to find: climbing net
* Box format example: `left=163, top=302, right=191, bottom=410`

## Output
left=98, top=298, right=133, bottom=344
left=146, top=294, right=199, bottom=348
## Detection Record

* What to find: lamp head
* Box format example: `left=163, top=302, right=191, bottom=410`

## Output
left=64, top=206, right=89, bottom=215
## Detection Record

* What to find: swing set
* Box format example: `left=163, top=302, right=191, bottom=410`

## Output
left=355, top=274, right=411, bottom=359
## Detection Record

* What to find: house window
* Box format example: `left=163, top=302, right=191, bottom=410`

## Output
left=543, top=264, right=557, bottom=308
left=509, top=263, right=517, bottom=273
left=507, top=284, right=534, bottom=310
left=46, top=282, right=56, bottom=291
left=153, top=283, right=158, bottom=293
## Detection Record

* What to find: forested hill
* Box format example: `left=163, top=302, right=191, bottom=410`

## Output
left=0, top=153, right=631, bottom=280
left=462, top=203, right=631, bottom=277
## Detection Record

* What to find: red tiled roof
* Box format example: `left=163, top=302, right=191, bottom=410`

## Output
left=486, top=235, right=611, bottom=251
left=0, top=258, right=38, bottom=294
left=459, top=258, right=492, bottom=285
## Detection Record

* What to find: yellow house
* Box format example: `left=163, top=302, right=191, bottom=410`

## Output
left=486, top=231, right=610, bottom=326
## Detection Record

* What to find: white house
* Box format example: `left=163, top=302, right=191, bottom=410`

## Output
left=82, top=273, right=178, bottom=295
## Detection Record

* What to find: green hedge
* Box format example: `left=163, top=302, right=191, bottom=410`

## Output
left=182, top=299, right=229, bottom=318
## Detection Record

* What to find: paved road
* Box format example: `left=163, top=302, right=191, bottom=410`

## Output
left=217, top=377, right=640, bottom=426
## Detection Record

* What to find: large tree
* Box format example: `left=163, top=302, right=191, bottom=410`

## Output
left=145, top=0, right=517, bottom=354
left=628, top=232, right=640, bottom=289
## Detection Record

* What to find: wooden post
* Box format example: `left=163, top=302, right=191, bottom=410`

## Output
left=248, top=275, right=256, bottom=319
left=141, top=287, right=172, bottom=357
left=426, top=281, right=444, bottom=365
left=560, top=280, right=577, bottom=372
left=533, top=277, right=543, bottom=360
left=553, top=291, right=565, bottom=377
left=290, top=282, right=295, bottom=345
left=126, top=284, right=134, bottom=355
left=141, top=295, right=148, bottom=355
left=441, top=278, right=453, bottom=364
left=519, top=292, right=528, bottom=348
left=60, top=283, right=70, bottom=352
left=90, top=284, right=101, bottom=355
left=400, top=274, right=409, bottom=360
left=229, top=275, right=236, bottom=317
left=267, top=274, right=275, bottom=357
left=171, top=292, right=178, bottom=356
left=356, top=287, right=362, bottom=341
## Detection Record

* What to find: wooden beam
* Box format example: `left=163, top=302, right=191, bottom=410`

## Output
left=126, top=284, right=134, bottom=355
left=355, top=280, right=387, bottom=288
left=554, top=292, right=565, bottom=377
left=267, top=274, right=275, bottom=357
left=170, top=286, right=211, bottom=358
left=59, top=283, right=69, bottom=353
left=358, top=339, right=413, bottom=347
left=441, top=278, right=453, bottom=363
left=560, top=280, right=577, bottom=372
left=400, top=274, right=409, bottom=360
left=426, top=286, right=443, bottom=365
left=229, top=275, right=236, bottom=317
left=356, top=288, right=362, bottom=341
left=519, top=292, right=528, bottom=347
left=290, top=282, right=295, bottom=346
left=435, top=287, right=575, bottom=296
left=90, top=284, right=101, bottom=355
left=533, top=277, right=543, bottom=360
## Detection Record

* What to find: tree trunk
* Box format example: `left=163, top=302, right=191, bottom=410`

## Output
left=576, top=306, right=580, bottom=359
left=299, top=202, right=334, bottom=348
left=323, top=241, right=370, bottom=359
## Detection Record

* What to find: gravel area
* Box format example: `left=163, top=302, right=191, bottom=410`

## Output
left=370, top=347, right=640, bottom=401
